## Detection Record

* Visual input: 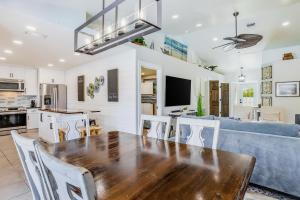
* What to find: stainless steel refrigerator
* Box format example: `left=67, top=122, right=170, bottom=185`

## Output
left=40, top=84, right=67, bottom=110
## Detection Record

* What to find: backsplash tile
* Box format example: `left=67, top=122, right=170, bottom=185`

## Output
left=0, top=92, right=37, bottom=108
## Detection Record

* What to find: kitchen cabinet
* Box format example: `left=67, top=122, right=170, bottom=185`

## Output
left=0, top=66, right=25, bottom=79
left=25, top=69, right=38, bottom=95
left=38, top=68, right=65, bottom=84
left=38, top=111, right=62, bottom=143
left=27, top=109, right=39, bottom=129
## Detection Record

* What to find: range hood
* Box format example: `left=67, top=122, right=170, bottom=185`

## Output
left=0, top=79, right=25, bottom=92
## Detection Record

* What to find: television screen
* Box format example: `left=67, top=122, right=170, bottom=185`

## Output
left=165, top=76, right=191, bottom=106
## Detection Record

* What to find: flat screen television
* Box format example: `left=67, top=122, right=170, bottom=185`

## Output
left=165, top=76, right=191, bottom=107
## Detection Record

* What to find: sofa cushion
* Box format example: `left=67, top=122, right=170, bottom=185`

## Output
left=182, top=115, right=300, bottom=138
left=216, top=117, right=300, bottom=138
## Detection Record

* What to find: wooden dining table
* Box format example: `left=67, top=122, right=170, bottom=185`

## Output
left=44, top=131, right=256, bottom=200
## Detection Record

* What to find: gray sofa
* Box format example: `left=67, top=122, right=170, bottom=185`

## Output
left=178, top=115, right=300, bottom=197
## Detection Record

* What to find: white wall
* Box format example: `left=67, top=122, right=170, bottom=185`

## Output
left=224, top=68, right=262, bottom=83
left=262, top=45, right=300, bottom=65
left=272, top=59, right=300, bottom=123
left=65, top=47, right=137, bottom=133
left=134, top=44, right=224, bottom=115
left=261, top=45, right=300, bottom=123
left=144, top=32, right=204, bottom=65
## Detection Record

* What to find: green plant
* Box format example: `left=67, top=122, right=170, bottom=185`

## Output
left=196, top=95, right=205, bottom=117
left=243, top=89, right=248, bottom=97
left=249, top=88, right=254, bottom=97
left=132, top=37, right=147, bottom=46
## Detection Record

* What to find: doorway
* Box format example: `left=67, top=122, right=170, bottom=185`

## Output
left=137, top=62, right=162, bottom=134
left=140, top=67, right=158, bottom=115
left=137, top=61, right=162, bottom=124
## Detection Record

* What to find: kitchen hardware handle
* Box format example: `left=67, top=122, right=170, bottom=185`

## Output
left=40, top=113, right=43, bottom=122
left=50, top=123, right=53, bottom=130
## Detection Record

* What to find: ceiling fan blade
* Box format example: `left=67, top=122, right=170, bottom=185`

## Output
left=237, top=34, right=263, bottom=43
left=223, top=43, right=236, bottom=52
left=212, top=42, right=235, bottom=49
left=224, top=37, right=246, bottom=42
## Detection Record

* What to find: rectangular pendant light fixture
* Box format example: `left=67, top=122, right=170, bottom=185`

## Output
left=74, top=0, right=162, bottom=55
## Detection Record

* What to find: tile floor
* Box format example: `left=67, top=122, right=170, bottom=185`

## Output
left=0, top=131, right=295, bottom=200
left=0, top=131, right=37, bottom=200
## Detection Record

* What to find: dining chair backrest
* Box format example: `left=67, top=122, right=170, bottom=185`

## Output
left=11, top=130, right=50, bottom=200
left=51, top=114, right=90, bottom=143
left=36, top=143, right=97, bottom=200
left=139, top=115, right=171, bottom=140
left=175, top=117, right=220, bottom=149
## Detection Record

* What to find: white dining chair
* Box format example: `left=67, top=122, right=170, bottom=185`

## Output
left=139, top=115, right=171, bottom=140
left=51, top=114, right=90, bottom=143
left=11, top=130, right=51, bottom=200
left=175, top=117, right=220, bottom=149
left=36, top=143, right=97, bottom=200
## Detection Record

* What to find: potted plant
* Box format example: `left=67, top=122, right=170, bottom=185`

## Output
left=196, top=95, right=205, bottom=117
left=132, top=37, right=147, bottom=47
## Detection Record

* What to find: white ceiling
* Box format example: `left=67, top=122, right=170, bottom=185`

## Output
left=0, top=0, right=300, bottom=72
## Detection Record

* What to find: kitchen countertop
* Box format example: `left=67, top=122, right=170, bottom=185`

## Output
left=39, top=109, right=101, bottom=114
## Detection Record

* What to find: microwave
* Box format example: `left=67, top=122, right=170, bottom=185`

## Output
left=0, top=79, right=25, bottom=92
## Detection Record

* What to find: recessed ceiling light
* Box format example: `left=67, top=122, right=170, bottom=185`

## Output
left=195, top=23, right=203, bottom=28
left=213, top=37, right=218, bottom=42
left=185, top=30, right=189, bottom=33
left=48, top=63, right=54, bottom=67
left=74, top=52, right=80, bottom=56
left=172, top=14, right=179, bottom=19
left=0, top=57, right=7, bottom=61
left=59, top=59, right=65, bottom=63
left=4, top=49, right=13, bottom=54
left=13, top=40, right=23, bottom=45
left=282, top=21, right=290, bottom=27
left=26, top=25, right=37, bottom=31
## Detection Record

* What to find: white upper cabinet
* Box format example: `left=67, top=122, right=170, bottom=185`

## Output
left=0, top=66, right=25, bottom=79
left=25, top=69, right=38, bottom=96
left=0, top=66, right=38, bottom=96
left=38, top=68, right=65, bottom=84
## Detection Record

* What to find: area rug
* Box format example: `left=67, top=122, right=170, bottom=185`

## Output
left=244, top=185, right=298, bottom=200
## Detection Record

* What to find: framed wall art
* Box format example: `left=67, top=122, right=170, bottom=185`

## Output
left=261, top=97, right=272, bottom=106
left=261, top=81, right=272, bottom=95
left=108, top=69, right=119, bottom=102
left=262, top=65, right=272, bottom=80
left=275, top=81, right=300, bottom=97
left=77, top=75, right=85, bottom=101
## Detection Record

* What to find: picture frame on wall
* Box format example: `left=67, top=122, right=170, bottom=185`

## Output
left=77, top=75, right=85, bottom=101
left=261, top=81, right=272, bottom=95
left=108, top=69, right=119, bottom=102
left=275, top=81, right=300, bottom=97
left=262, top=97, right=272, bottom=106
left=262, top=65, right=272, bottom=80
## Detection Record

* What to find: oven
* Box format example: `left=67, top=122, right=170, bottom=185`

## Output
left=0, top=79, right=25, bottom=92
left=0, top=111, right=27, bottom=135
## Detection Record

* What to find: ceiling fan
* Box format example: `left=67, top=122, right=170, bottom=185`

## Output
left=213, top=12, right=263, bottom=51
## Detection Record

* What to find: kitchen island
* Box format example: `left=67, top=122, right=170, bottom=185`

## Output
left=38, top=109, right=100, bottom=143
